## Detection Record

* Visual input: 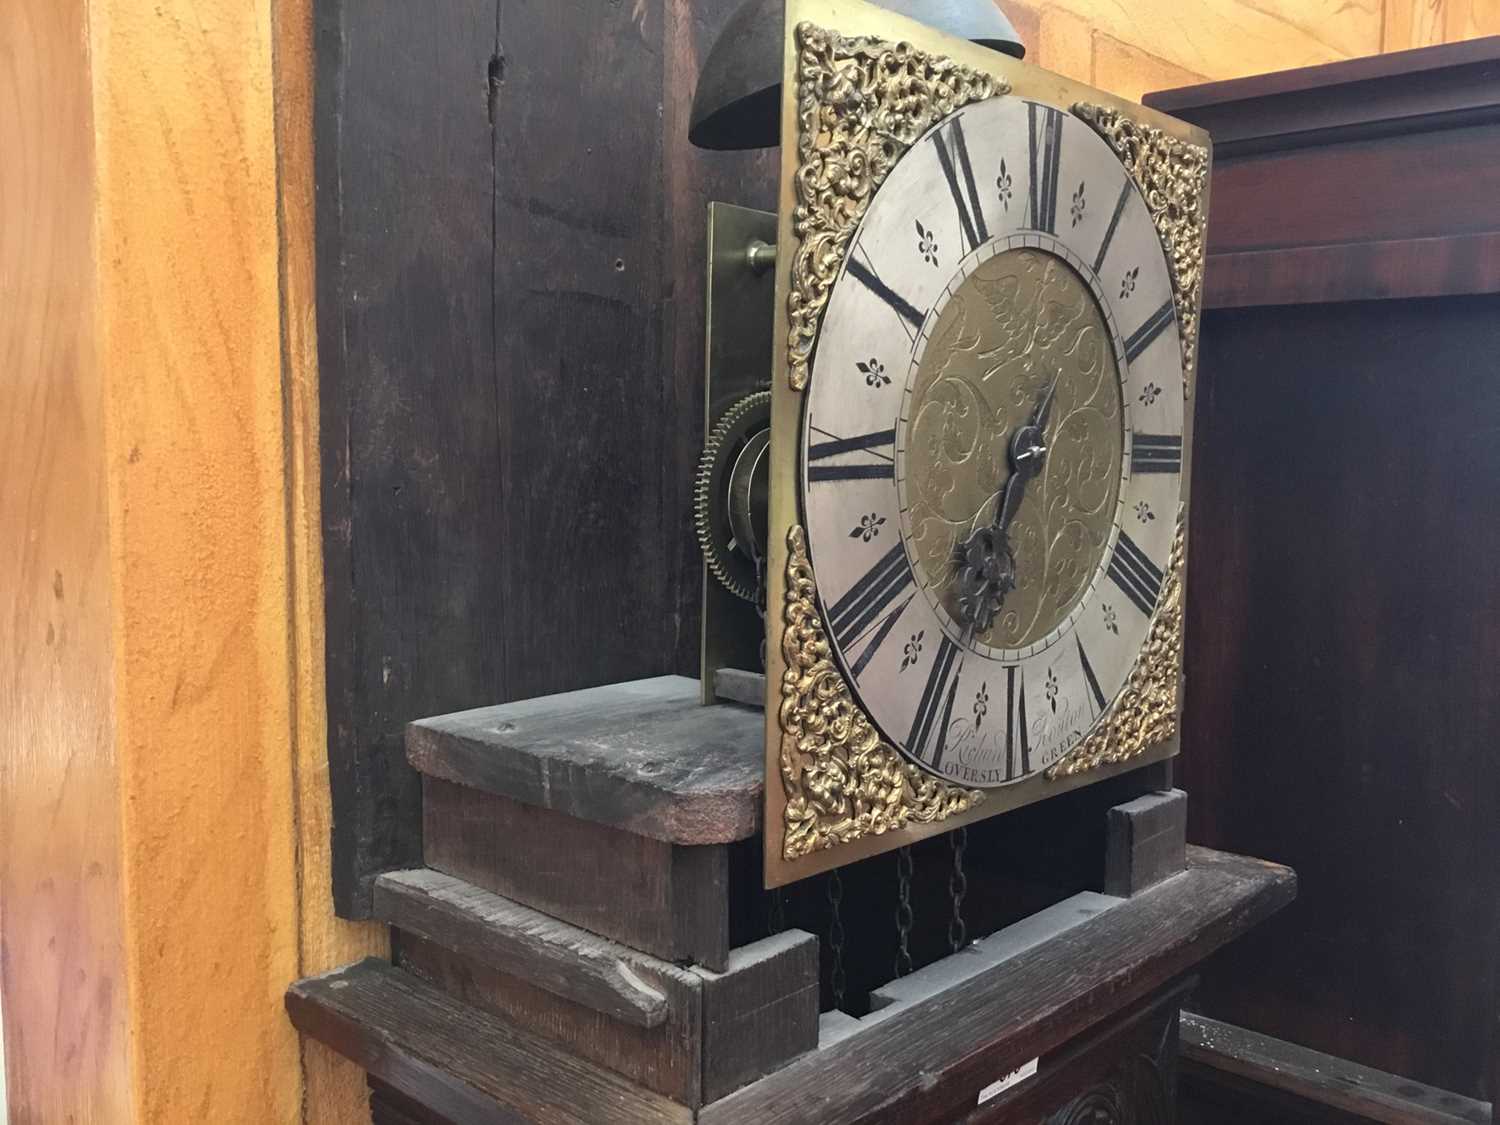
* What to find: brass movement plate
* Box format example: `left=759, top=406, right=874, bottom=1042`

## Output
left=701, top=202, right=777, bottom=703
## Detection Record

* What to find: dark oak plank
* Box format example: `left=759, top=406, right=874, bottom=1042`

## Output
left=316, top=0, right=504, bottom=916
left=374, top=869, right=672, bottom=1027
left=407, top=676, right=762, bottom=845
left=700, top=848, right=1295, bottom=1124
left=286, top=959, right=692, bottom=1125
left=695, top=932, right=820, bottom=1102
left=488, top=0, right=674, bottom=707
left=371, top=1079, right=456, bottom=1125
left=423, top=777, right=730, bottom=970
left=398, top=927, right=819, bottom=1109
left=1203, top=232, right=1500, bottom=309
left=399, top=932, right=705, bottom=1106
left=317, top=0, right=778, bottom=915
left=1182, top=295, right=1500, bottom=1098
left=1180, top=1013, right=1490, bottom=1125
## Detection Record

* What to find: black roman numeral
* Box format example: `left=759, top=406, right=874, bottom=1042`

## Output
left=1077, top=636, right=1107, bottom=715
left=807, top=427, right=895, bottom=482
left=1093, top=178, right=1132, bottom=274
left=1131, top=433, right=1182, bottom=475
left=847, top=592, right=912, bottom=681
left=1107, top=531, right=1164, bottom=618
left=847, top=255, right=924, bottom=338
left=907, top=635, right=961, bottom=767
left=1028, top=103, right=1064, bottom=234
left=1124, top=298, right=1175, bottom=364
left=932, top=117, right=988, bottom=252
left=1006, top=665, right=1030, bottom=779
left=826, top=543, right=913, bottom=653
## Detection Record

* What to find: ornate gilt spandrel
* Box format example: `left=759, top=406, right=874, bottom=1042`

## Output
left=1046, top=514, right=1184, bottom=780
left=1073, top=103, right=1210, bottom=384
left=786, top=22, right=1008, bottom=392
left=779, top=526, right=983, bottom=860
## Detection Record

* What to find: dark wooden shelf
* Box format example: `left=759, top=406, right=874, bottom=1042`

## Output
left=702, top=848, right=1293, bottom=1125
left=1181, top=1013, right=1491, bottom=1125
left=290, top=847, right=1294, bottom=1124
left=287, top=958, right=692, bottom=1125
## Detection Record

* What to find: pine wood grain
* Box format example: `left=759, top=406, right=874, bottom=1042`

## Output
left=1384, top=0, right=1500, bottom=51
left=272, top=0, right=391, bottom=1120
left=0, top=1, right=130, bottom=1118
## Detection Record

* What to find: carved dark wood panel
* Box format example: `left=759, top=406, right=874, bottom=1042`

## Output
left=1047, top=1053, right=1169, bottom=1124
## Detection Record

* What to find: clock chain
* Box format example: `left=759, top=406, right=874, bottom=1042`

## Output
left=948, top=828, right=970, bottom=954
left=767, top=885, right=786, bottom=937
left=894, top=846, right=915, bottom=978
left=826, top=869, right=847, bottom=1011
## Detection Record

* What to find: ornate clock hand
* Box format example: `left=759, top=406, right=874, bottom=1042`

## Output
left=954, top=376, right=1060, bottom=632
left=993, top=374, right=1059, bottom=535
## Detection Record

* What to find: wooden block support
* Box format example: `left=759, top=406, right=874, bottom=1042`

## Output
left=1105, top=788, right=1187, bottom=898
left=695, top=933, right=821, bottom=1103
left=711, top=668, right=766, bottom=709
left=409, top=678, right=774, bottom=971
left=374, top=869, right=671, bottom=1028
left=395, top=925, right=820, bottom=1108
left=423, top=777, right=732, bottom=971
left=407, top=676, right=763, bottom=846
left=699, top=848, right=1295, bottom=1125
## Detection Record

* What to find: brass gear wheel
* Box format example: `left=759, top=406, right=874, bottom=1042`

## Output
left=694, top=391, right=772, bottom=602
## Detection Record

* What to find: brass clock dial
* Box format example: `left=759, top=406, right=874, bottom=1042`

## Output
left=903, top=243, right=1124, bottom=657
left=799, top=94, right=1183, bottom=786
left=759, top=0, right=1209, bottom=883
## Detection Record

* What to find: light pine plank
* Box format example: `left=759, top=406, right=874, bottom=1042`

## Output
left=1383, top=0, right=1449, bottom=49
left=1013, top=0, right=1352, bottom=85
left=0, top=1, right=130, bottom=1120
left=271, top=0, right=390, bottom=1122
left=1092, top=32, right=1210, bottom=101
left=1242, top=0, right=1385, bottom=57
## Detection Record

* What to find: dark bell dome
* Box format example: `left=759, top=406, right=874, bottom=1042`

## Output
left=689, top=0, right=1025, bottom=150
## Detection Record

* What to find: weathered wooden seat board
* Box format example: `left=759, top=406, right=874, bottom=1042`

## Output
left=407, top=676, right=763, bottom=846
left=409, top=677, right=764, bottom=971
